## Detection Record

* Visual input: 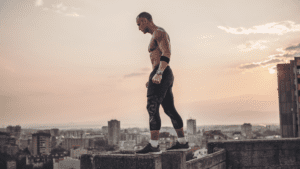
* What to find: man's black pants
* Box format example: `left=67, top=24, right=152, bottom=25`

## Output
left=147, top=65, right=183, bottom=131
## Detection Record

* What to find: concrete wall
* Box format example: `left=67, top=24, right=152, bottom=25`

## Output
left=93, top=153, right=161, bottom=169
left=208, top=138, right=300, bottom=169
left=186, top=149, right=226, bottom=169
left=80, top=148, right=225, bottom=169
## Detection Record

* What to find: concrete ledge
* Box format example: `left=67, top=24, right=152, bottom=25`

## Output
left=93, top=153, right=162, bottom=169
left=208, top=138, right=300, bottom=168
left=162, top=149, right=189, bottom=169
left=186, top=149, right=226, bottom=169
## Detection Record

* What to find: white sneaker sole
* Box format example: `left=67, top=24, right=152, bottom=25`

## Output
left=167, top=147, right=191, bottom=151
left=135, top=150, right=162, bottom=155
left=149, top=150, right=162, bottom=154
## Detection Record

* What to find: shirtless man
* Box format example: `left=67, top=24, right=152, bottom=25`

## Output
left=135, top=12, right=190, bottom=154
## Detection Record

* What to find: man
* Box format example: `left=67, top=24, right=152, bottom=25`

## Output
left=135, top=12, right=190, bottom=154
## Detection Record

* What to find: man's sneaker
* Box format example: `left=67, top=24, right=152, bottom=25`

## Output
left=167, top=141, right=190, bottom=151
left=135, top=143, right=162, bottom=154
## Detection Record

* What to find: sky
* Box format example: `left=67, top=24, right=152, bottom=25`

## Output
left=1, top=0, right=300, bottom=129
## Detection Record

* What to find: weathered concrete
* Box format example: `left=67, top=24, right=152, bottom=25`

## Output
left=162, top=149, right=189, bottom=169
left=93, top=153, right=162, bottom=169
left=208, top=138, right=300, bottom=169
left=186, top=149, right=226, bottom=169
left=80, top=154, right=93, bottom=169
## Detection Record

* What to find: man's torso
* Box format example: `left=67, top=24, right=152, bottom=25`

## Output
left=148, top=27, right=171, bottom=69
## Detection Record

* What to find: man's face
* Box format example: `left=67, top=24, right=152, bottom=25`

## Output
left=136, top=17, right=148, bottom=34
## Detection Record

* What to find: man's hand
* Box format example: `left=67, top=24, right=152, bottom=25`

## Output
left=146, top=81, right=149, bottom=88
left=152, top=74, right=162, bottom=84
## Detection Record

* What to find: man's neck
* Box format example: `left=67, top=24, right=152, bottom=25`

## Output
left=148, top=24, right=158, bottom=35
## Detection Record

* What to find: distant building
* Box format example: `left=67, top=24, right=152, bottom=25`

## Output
left=50, top=128, right=59, bottom=137
left=241, top=123, right=252, bottom=139
left=7, top=160, right=16, bottom=169
left=6, top=125, right=21, bottom=138
left=57, top=157, right=80, bottom=169
left=18, top=138, right=30, bottom=150
left=32, top=132, right=51, bottom=156
left=63, top=130, right=85, bottom=138
left=0, top=132, right=9, bottom=147
left=136, top=133, right=150, bottom=145
left=61, top=138, right=89, bottom=150
left=102, top=126, right=108, bottom=134
left=70, top=147, right=87, bottom=159
left=186, top=134, right=201, bottom=147
left=187, top=119, right=196, bottom=135
left=108, top=120, right=120, bottom=146
left=119, top=140, right=136, bottom=150
left=6, top=145, right=19, bottom=156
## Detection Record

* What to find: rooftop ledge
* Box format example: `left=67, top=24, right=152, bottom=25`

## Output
left=209, top=137, right=300, bottom=143
left=81, top=148, right=226, bottom=169
left=80, top=138, right=300, bottom=169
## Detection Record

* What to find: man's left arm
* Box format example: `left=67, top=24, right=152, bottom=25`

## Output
left=156, top=31, right=171, bottom=74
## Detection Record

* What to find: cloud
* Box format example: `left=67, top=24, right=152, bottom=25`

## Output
left=39, top=2, right=83, bottom=18
left=237, top=43, right=300, bottom=73
left=285, top=43, right=300, bottom=51
left=268, top=65, right=277, bottom=74
left=237, top=40, right=269, bottom=52
left=124, top=73, right=146, bottom=78
left=35, top=0, right=43, bottom=7
left=218, top=21, right=300, bottom=35
left=65, top=12, right=83, bottom=17
left=141, top=67, right=151, bottom=72
left=238, top=58, right=284, bottom=70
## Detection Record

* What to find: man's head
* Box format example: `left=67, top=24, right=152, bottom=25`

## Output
left=136, top=12, right=153, bottom=34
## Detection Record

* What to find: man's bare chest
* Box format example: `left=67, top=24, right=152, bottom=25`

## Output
left=148, top=36, right=158, bottom=53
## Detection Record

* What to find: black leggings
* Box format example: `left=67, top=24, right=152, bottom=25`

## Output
left=147, top=66, right=183, bottom=131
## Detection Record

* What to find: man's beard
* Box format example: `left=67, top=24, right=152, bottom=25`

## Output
left=144, top=27, right=149, bottom=33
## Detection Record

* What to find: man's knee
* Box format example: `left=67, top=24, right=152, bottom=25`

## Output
left=147, top=95, right=163, bottom=105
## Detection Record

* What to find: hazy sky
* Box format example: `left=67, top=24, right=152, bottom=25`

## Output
left=1, top=0, right=300, bottom=129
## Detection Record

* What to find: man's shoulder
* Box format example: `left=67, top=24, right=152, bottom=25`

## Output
left=154, top=27, right=168, bottom=40
left=156, top=27, right=167, bottom=34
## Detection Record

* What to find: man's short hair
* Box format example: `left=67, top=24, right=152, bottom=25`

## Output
left=137, top=12, right=152, bottom=22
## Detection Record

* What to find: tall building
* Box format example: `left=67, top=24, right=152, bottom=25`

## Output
left=241, top=123, right=252, bottom=139
left=31, top=132, right=51, bottom=156
left=187, top=119, right=196, bottom=135
left=277, top=58, right=300, bottom=138
left=108, top=119, right=120, bottom=146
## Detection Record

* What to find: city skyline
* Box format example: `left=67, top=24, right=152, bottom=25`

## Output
left=0, top=121, right=279, bottom=130
left=1, top=0, right=300, bottom=128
